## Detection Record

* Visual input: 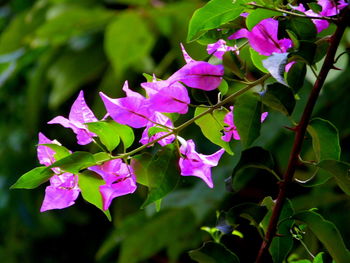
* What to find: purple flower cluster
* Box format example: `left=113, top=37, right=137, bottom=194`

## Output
left=35, top=3, right=340, bottom=212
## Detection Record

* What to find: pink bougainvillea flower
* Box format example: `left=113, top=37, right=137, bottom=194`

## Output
left=228, top=18, right=292, bottom=56
left=141, top=77, right=190, bottom=114
left=206, top=39, right=238, bottom=60
left=88, top=159, right=137, bottom=210
left=48, top=90, right=98, bottom=145
left=178, top=138, right=225, bottom=188
left=221, top=107, right=268, bottom=142
left=100, top=81, right=154, bottom=128
left=38, top=133, right=80, bottom=212
left=291, top=0, right=348, bottom=32
left=167, top=44, right=224, bottom=91
left=140, top=111, right=175, bottom=146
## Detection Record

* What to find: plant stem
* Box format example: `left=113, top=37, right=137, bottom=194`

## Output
left=247, top=3, right=336, bottom=22
left=255, top=8, right=350, bottom=263
left=115, top=73, right=271, bottom=159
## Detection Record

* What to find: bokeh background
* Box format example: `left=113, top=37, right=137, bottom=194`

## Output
left=1, top=0, right=350, bottom=262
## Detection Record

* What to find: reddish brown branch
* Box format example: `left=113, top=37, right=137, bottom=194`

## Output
left=255, top=8, right=350, bottom=263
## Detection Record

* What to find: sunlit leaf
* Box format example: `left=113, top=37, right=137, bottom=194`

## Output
left=86, top=121, right=121, bottom=152
left=187, top=0, right=247, bottom=42
left=246, top=9, right=282, bottom=30
left=78, top=170, right=111, bottom=221
left=249, top=48, right=269, bottom=73
left=194, top=107, right=233, bottom=155
left=10, top=167, right=53, bottom=189
left=49, top=151, right=96, bottom=174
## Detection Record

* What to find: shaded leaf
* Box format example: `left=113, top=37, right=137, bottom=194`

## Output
left=286, top=18, right=317, bottom=41
left=307, top=118, right=340, bottom=162
left=317, top=160, right=350, bottom=195
left=189, top=241, right=240, bottom=263
left=226, top=202, right=268, bottom=227
left=35, top=7, right=113, bottom=44
left=292, top=210, right=350, bottom=263
left=286, top=61, right=307, bottom=93
left=194, top=107, right=233, bottom=155
left=187, top=0, right=247, bottom=42
left=78, top=170, right=111, bottom=221
left=234, top=93, right=262, bottom=147
left=10, top=167, right=53, bottom=189
left=232, top=147, right=275, bottom=191
left=119, top=209, right=196, bottom=263
left=105, top=11, right=154, bottom=74
left=262, top=83, right=296, bottom=116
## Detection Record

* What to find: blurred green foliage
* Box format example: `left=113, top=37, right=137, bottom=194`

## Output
left=1, top=0, right=350, bottom=262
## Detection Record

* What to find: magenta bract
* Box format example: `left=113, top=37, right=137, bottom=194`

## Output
left=100, top=81, right=153, bottom=128
left=207, top=39, right=238, bottom=60
left=48, top=90, right=98, bottom=145
left=179, top=139, right=225, bottom=188
left=37, top=133, right=80, bottom=212
left=140, top=112, right=175, bottom=146
left=88, top=159, right=137, bottom=210
left=229, top=18, right=292, bottom=56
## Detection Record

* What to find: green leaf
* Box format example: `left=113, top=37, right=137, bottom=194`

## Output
left=222, top=51, right=245, bottom=79
left=232, top=147, right=276, bottom=191
left=49, top=151, right=96, bottom=174
left=249, top=48, right=269, bottom=73
left=246, top=9, right=282, bottom=30
left=187, top=0, right=247, bottom=42
left=189, top=242, right=240, bottom=263
left=93, top=152, right=111, bottom=164
left=292, top=211, right=350, bottom=263
left=317, top=160, right=350, bottom=195
left=109, top=121, right=135, bottom=150
left=48, top=44, right=106, bottom=109
left=131, top=145, right=179, bottom=207
left=286, top=61, right=307, bottom=93
left=262, top=83, right=296, bottom=116
left=313, top=252, right=328, bottom=263
left=307, top=3, right=322, bottom=13
left=148, top=127, right=169, bottom=137
left=86, top=121, right=121, bottom=152
left=269, top=199, right=294, bottom=263
left=286, top=18, right=317, bottom=41
left=105, top=11, right=154, bottom=74
left=194, top=107, right=233, bottom=155
left=10, top=167, right=53, bottom=189
left=234, top=93, right=262, bottom=147
left=78, top=170, right=111, bottom=221
left=39, top=143, right=71, bottom=161
left=292, top=41, right=317, bottom=65
left=226, top=203, right=268, bottom=228
left=119, top=209, right=196, bottom=263
left=307, top=118, right=340, bottom=162
left=262, top=52, right=289, bottom=86
left=35, top=7, right=113, bottom=44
